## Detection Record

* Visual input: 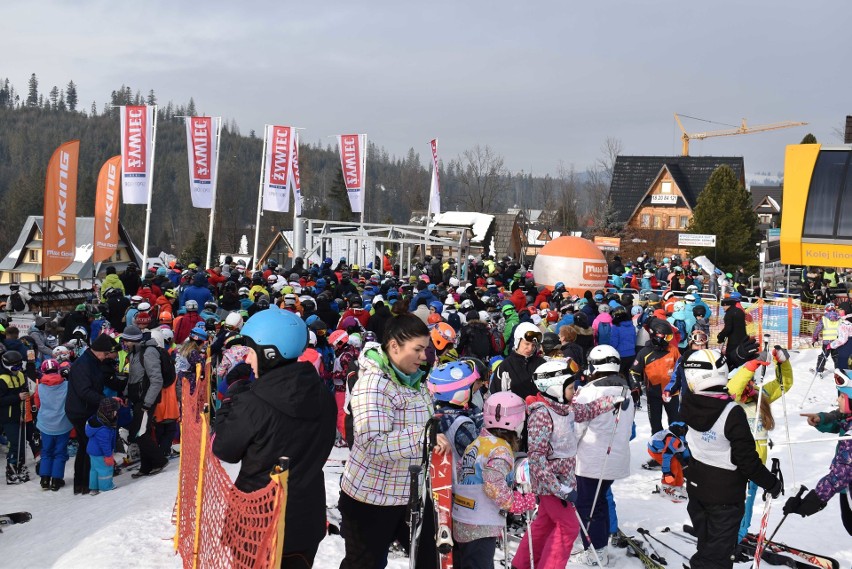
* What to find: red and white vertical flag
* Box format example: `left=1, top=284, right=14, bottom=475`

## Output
left=428, top=138, right=441, bottom=216
left=185, top=116, right=220, bottom=208
left=42, top=140, right=80, bottom=278
left=262, top=125, right=294, bottom=212
left=93, top=156, right=122, bottom=264
left=337, top=134, right=365, bottom=213
left=290, top=131, right=303, bottom=216
left=119, top=105, right=156, bottom=204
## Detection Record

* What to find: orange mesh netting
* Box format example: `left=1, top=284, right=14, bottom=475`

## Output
left=174, top=360, right=289, bottom=569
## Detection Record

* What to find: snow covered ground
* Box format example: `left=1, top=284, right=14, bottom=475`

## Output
left=1, top=349, right=850, bottom=568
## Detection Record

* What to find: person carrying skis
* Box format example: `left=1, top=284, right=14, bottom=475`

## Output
left=813, top=303, right=842, bottom=377
left=452, top=390, right=524, bottom=569
left=1, top=350, right=30, bottom=484
left=786, top=369, right=852, bottom=535
left=572, top=346, right=634, bottom=565
left=726, top=344, right=793, bottom=544
left=680, top=349, right=783, bottom=569
left=513, top=358, right=623, bottom=569
left=212, top=307, right=337, bottom=568
left=338, top=313, right=433, bottom=569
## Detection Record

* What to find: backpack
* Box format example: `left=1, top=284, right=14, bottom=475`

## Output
left=489, top=327, right=506, bottom=356
left=142, top=344, right=178, bottom=390
left=597, top=322, right=612, bottom=346
left=9, top=292, right=25, bottom=312
left=447, top=311, right=461, bottom=333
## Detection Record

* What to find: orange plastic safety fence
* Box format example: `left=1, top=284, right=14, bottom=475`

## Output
left=703, top=298, right=823, bottom=351
left=175, top=369, right=208, bottom=567
left=195, top=433, right=286, bottom=569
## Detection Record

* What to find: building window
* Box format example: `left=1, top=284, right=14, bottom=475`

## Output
left=641, top=214, right=650, bottom=227
left=653, top=215, right=661, bottom=228
left=680, top=216, right=688, bottom=228
left=29, top=250, right=37, bottom=262
left=668, top=216, right=677, bottom=229
left=115, top=250, right=122, bottom=261
left=661, top=181, right=672, bottom=194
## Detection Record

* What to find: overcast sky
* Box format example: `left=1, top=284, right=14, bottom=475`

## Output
left=2, top=1, right=849, bottom=182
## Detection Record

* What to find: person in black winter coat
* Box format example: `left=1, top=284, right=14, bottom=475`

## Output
left=717, top=297, right=747, bottom=356
left=65, top=334, right=120, bottom=494
left=314, top=296, right=341, bottom=331
left=365, top=301, right=392, bottom=344
left=212, top=308, right=336, bottom=569
left=489, top=323, right=546, bottom=400
left=679, top=349, right=781, bottom=569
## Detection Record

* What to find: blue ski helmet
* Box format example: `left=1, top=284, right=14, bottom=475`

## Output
left=242, top=306, right=308, bottom=365
left=189, top=324, right=208, bottom=342
left=427, top=361, right=480, bottom=408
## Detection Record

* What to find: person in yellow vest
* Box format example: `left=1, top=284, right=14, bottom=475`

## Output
left=823, top=268, right=838, bottom=288
left=1, top=351, right=30, bottom=484
left=726, top=346, right=793, bottom=545
left=812, top=303, right=841, bottom=377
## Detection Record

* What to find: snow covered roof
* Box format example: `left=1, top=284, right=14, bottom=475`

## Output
left=429, top=212, right=495, bottom=244
left=526, top=228, right=561, bottom=246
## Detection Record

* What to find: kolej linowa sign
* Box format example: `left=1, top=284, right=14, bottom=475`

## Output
left=678, top=233, right=717, bottom=247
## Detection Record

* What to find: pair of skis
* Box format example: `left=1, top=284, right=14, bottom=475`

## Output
left=409, top=417, right=453, bottom=569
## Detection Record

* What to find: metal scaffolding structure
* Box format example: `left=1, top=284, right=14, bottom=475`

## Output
left=288, top=218, right=472, bottom=278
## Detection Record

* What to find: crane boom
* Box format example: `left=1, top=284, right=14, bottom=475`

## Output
left=674, top=113, right=808, bottom=156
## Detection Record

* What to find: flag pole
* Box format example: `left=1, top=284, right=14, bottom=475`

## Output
left=205, top=117, right=223, bottom=270
left=253, top=126, right=269, bottom=271
left=360, top=133, right=367, bottom=267
left=141, top=105, right=158, bottom=274
left=292, top=128, right=305, bottom=260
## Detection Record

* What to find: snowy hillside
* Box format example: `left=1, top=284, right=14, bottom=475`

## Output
left=1, top=349, right=850, bottom=568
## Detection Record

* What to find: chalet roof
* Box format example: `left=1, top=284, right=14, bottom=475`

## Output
left=750, top=184, right=783, bottom=211
left=0, top=216, right=141, bottom=277
left=609, top=156, right=746, bottom=223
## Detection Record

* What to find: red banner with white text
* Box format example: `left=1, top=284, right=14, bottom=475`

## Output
left=120, top=105, right=156, bottom=204
left=337, top=134, right=365, bottom=213
left=262, top=125, right=294, bottom=213
left=185, top=116, right=219, bottom=208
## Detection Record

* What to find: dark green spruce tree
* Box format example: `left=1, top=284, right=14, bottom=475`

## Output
left=687, top=165, right=760, bottom=272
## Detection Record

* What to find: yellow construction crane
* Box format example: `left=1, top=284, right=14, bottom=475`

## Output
left=674, top=113, right=808, bottom=156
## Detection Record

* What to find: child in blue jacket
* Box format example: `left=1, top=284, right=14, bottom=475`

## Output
left=86, top=397, right=119, bottom=494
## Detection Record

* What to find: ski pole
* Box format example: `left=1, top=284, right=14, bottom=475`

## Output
left=752, top=458, right=783, bottom=569
left=661, top=526, right=696, bottom=545
left=584, top=386, right=628, bottom=535
left=408, top=464, right=422, bottom=569
left=766, top=485, right=806, bottom=543
left=751, top=334, right=771, bottom=438
left=774, top=353, right=796, bottom=489
left=797, top=368, right=821, bottom=410
left=573, top=506, right=604, bottom=568
left=765, top=435, right=852, bottom=446
left=638, top=527, right=691, bottom=562
left=635, top=527, right=667, bottom=565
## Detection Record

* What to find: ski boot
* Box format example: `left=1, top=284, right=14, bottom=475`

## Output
left=6, top=464, right=21, bottom=485
left=15, top=464, right=30, bottom=483
left=610, top=532, right=629, bottom=548
left=40, top=476, right=51, bottom=490
left=50, top=478, right=65, bottom=491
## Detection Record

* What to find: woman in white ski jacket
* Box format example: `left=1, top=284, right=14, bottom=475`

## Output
left=574, top=345, right=635, bottom=563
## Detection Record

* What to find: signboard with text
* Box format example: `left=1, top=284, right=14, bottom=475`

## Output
left=678, top=233, right=717, bottom=247
left=593, top=236, right=621, bottom=252
left=650, top=194, right=678, bottom=204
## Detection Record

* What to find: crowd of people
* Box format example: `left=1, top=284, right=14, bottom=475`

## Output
left=0, top=250, right=850, bottom=569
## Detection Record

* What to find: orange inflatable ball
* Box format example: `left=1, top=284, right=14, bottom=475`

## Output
left=532, top=236, right=608, bottom=294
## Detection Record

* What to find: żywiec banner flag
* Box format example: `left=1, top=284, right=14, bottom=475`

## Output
left=337, top=134, right=365, bottom=213
left=185, top=116, right=219, bottom=208
left=93, top=155, right=122, bottom=264
left=262, top=125, right=294, bottom=213
left=42, top=140, right=80, bottom=278
left=428, top=138, right=440, bottom=216
left=119, top=105, right=155, bottom=204
left=291, top=131, right=303, bottom=216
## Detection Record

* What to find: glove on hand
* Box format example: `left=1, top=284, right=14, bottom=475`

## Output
left=662, top=473, right=676, bottom=486
left=104, top=456, right=115, bottom=467
left=510, top=491, right=537, bottom=513
left=767, top=477, right=783, bottom=499
left=558, top=484, right=577, bottom=504
left=734, top=337, right=761, bottom=363
left=745, top=359, right=770, bottom=373
left=783, top=489, right=826, bottom=517
left=772, top=346, right=789, bottom=363
left=662, top=391, right=672, bottom=403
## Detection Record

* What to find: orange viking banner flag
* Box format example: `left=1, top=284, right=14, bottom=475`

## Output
left=94, top=155, right=122, bottom=264
left=42, top=140, right=80, bottom=279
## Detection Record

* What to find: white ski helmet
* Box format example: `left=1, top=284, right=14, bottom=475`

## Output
left=224, top=312, right=243, bottom=330
left=586, top=344, right=621, bottom=376
left=513, top=322, right=542, bottom=351
left=533, top=359, right=579, bottom=403
left=683, top=349, right=729, bottom=395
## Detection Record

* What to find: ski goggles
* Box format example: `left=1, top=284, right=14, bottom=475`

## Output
left=653, top=331, right=674, bottom=343
left=689, top=330, right=709, bottom=345
left=834, top=369, right=852, bottom=390
left=523, top=331, right=543, bottom=344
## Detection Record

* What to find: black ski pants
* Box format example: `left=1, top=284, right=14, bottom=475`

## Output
left=71, top=418, right=91, bottom=491
left=646, top=383, right=680, bottom=436
left=687, top=498, right=744, bottom=569
left=338, top=491, right=409, bottom=569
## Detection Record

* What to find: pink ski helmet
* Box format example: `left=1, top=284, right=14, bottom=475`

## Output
left=483, top=391, right=526, bottom=434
